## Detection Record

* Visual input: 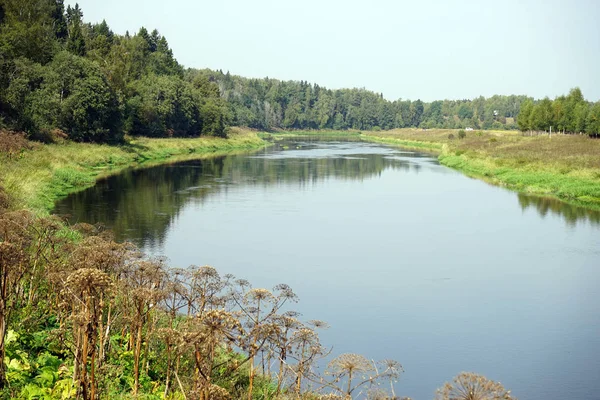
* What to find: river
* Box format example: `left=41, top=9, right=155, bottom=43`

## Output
left=54, top=139, right=600, bottom=400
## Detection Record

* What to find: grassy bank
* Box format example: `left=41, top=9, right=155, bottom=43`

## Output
left=4, top=126, right=600, bottom=214
left=364, top=128, right=600, bottom=209
left=0, top=128, right=267, bottom=214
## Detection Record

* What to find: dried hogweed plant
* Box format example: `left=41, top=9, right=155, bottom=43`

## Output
left=270, top=311, right=301, bottom=396
left=61, top=233, right=134, bottom=369
left=59, top=268, right=114, bottom=400
left=182, top=309, right=242, bottom=400
left=236, top=283, right=300, bottom=400
left=315, top=353, right=404, bottom=399
left=158, top=268, right=188, bottom=397
left=435, top=372, right=515, bottom=400
left=122, top=257, right=167, bottom=396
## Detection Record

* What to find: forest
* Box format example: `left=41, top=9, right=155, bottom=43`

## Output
left=0, top=0, right=229, bottom=142
left=191, top=69, right=527, bottom=132
left=2, top=1, right=599, bottom=143
left=0, top=0, right=560, bottom=144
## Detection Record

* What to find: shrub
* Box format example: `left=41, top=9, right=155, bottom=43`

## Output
left=448, top=134, right=455, bottom=140
left=0, top=131, right=31, bottom=158
left=458, top=129, right=466, bottom=139
left=0, top=186, right=9, bottom=211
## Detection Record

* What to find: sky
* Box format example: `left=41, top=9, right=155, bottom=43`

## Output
left=66, top=0, right=600, bottom=102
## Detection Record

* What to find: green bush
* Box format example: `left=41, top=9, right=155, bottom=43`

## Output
left=458, top=129, right=466, bottom=139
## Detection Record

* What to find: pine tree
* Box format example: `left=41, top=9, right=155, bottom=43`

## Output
left=51, top=0, right=68, bottom=41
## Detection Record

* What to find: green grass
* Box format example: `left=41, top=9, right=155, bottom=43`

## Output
left=439, top=153, right=600, bottom=207
left=1, top=128, right=267, bottom=214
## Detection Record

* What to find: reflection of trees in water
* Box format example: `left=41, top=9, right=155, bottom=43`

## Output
left=517, top=193, right=600, bottom=226
left=54, top=146, right=420, bottom=248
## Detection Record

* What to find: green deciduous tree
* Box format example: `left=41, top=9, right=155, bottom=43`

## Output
left=586, top=102, right=600, bottom=136
left=517, top=99, right=533, bottom=132
left=200, top=98, right=228, bottom=137
left=0, top=0, right=57, bottom=64
left=531, top=98, right=553, bottom=131
left=39, top=51, right=121, bottom=141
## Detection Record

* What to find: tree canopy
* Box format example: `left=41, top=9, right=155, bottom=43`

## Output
left=516, top=87, right=600, bottom=136
left=0, top=0, right=227, bottom=141
left=196, top=69, right=529, bottom=132
left=1, top=1, right=597, bottom=142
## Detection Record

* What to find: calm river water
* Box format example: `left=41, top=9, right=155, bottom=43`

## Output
left=54, top=139, right=600, bottom=400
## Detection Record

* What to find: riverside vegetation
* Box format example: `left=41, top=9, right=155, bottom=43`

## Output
left=0, top=180, right=518, bottom=400
left=0, top=117, right=521, bottom=400
left=0, top=128, right=266, bottom=213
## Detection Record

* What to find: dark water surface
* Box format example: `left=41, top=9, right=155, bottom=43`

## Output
left=54, top=140, right=600, bottom=400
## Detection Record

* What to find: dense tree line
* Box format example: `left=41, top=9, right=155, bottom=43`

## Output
left=0, top=0, right=229, bottom=141
left=194, top=69, right=528, bottom=131
left=0, top=1, right=531, bottom=143
left=4, top=1, right=597, bottom=143
left=517, top=88, right=600, bottom=136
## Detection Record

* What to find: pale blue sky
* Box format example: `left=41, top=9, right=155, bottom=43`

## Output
left=67, top=0, right=600, bottom=102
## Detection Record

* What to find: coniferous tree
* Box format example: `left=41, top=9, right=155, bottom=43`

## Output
left=66, top=3, right=85, bottom=56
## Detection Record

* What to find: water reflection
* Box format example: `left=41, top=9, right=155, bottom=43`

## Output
left=54, top=140, right=600, bottom=248
left=518, top=193, right=600, bottom=227
left=53, top=141, right=429, bottom=247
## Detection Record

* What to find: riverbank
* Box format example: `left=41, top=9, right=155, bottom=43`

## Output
left=363, top=129, right=600, bottom=210
left=0, top=128, right=267, bottom=213
left=3, top=126, right=600, bottom=214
